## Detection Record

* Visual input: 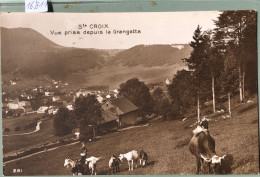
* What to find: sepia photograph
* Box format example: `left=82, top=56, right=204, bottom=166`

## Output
left=0, top=11, right=258, bottom=175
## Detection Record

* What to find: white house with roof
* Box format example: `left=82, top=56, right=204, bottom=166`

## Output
left=97, top=95, right=104, bottom=103
left=37, top=106, right=49, bottom=114
left=66, top=104, right=74, bottom=111
left=7, top=103, right=20, bottom=109
left=52, top=96, right=61, bottom=102
left=45, top=91, right=54, bottom=96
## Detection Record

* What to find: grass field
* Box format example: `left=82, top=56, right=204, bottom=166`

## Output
left=3, top=96, right=259, bottom=175
left=3, top=114, right=42, bottom=135
left=3, top=117, right=59, bottom=154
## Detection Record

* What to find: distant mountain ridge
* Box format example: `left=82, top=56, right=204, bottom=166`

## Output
left=1, top=27, right=191, bottom=86
left=111, top=44, right=192, bottom=67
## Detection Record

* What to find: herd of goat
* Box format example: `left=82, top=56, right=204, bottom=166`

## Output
left=64, top=118, right=227, bottom=175
left=64, top=150, right=148, bottom=175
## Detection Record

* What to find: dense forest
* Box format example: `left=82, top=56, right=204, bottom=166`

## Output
left=168, top=10, right=257, bottom=121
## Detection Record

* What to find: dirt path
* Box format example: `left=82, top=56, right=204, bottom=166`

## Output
left=3, top=121, right=42, bottom=137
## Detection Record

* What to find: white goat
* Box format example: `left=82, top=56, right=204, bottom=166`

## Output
left=109, top=155, right=120, bottom=173
left=118, top=150, right=139, bottom=171
left=85, top=156, right=101, bottom=175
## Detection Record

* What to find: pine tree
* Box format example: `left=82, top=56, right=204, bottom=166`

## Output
left=183, top=25, right=208, bottom=122
left=167, top=70, right=196, bottom=116
left=220, top=45, right=239, bottom=117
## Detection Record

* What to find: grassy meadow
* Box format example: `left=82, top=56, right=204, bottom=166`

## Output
left=3, top=117, right=58, bottom=154
left=3, top=95, right=259, bottom=175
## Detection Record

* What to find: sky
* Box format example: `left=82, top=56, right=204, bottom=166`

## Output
left=0, top=11, right=220, bottom=49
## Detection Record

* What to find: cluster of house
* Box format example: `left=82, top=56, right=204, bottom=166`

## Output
left=2, top=81, right=72, bottom=117
left=74, top=88, right=119, bottom=103
left=2, top=99, right=33, bottom=116
left=2, top=75, right=145, bottom=133
left=2, top=83, right=136, bottom=120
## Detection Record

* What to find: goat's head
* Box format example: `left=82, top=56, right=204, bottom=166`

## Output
left=64, top=159, right=70, bottom=168
left=118, top=154, right=124, bottom=161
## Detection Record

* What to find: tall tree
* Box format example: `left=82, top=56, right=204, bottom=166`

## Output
left=242, top=11, right=257, bottom=94
left=183, top=25, right=209, bottom=122
left=214, top=10, right=257, bottom=101
left=203, top=30, right=216, bottom=113
left=168, top=70, right=196, bottom=116
left=203, top=30, right=225, bottom=113
left=152, top=87, right=164, bottom=116
left=119, top=78, right=153, bottom=115
left=219, top=45, right=239, bottom=117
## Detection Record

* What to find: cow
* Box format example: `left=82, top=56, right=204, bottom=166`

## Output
left=85, top=156, right=101, bottom=175
left=188, top=126, right=226, bottom=174
left=109, top=154, right=120, bottom=173
left=118, top=150, right=139, bottom=171
left=139, top=150, right=148, bottom=166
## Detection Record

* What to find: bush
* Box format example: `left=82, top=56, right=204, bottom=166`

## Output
left=4, top=128, right=10, bottom=132
left=15, top=126, right=21, bottom=131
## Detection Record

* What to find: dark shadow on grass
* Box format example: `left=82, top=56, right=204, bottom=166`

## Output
left=141, top=160, right=156, bottom=167
left=175, top=138, right=190, bottom=148
left=219, top=154, right=234, bottom=174
left=99, top=161, right=157, bottom=175
left=238, top=103, right=258, bottom=114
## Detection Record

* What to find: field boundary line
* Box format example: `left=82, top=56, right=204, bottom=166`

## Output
left=3, top=141, right=80, bottom=165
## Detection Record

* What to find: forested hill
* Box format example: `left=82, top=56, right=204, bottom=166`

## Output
left=1, top=27, right=191, bottom=83
left=1, top=27, right=105, bottom=79
left=111, top=44, right=192, bottom=67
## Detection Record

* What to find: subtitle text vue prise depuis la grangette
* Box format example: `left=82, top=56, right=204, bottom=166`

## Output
left=50, top=23, right=142, bottom=36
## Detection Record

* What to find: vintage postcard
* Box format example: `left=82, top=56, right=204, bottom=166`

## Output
left=0, top=11, right=258, bottom=175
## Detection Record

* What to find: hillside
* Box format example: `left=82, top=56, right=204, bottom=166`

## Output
left=3, top=95, right=259, bottom=175
left=112, top=44, right=192, bottom=67
left=1, top=27, right=104, bottom=80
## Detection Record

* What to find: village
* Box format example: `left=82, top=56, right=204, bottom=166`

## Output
left=2, top=77, right=166, bottom=134
left=2, top=79, right=122, bottom=118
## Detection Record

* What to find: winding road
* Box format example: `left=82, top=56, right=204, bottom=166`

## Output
left=3, top=121, right=42, bottom=137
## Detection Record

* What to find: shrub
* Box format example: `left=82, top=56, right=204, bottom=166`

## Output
left=4, top=128, right=10, bottom=132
